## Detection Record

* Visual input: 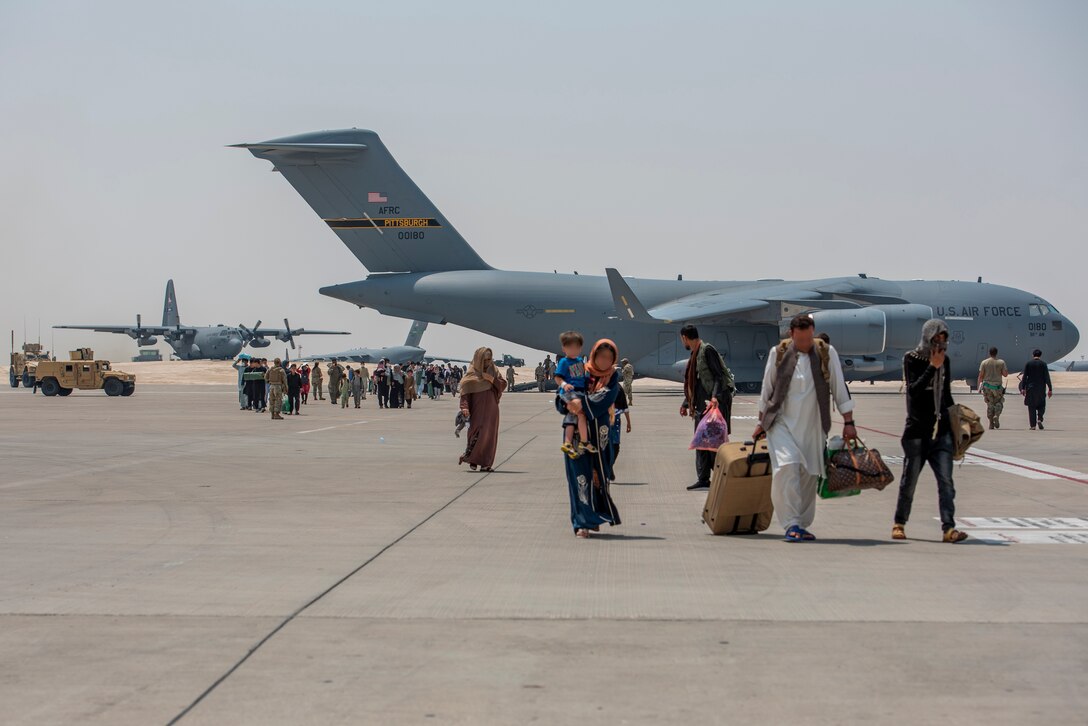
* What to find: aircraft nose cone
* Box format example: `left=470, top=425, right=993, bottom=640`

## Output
left=1066, top=317, right=1080, bottom=354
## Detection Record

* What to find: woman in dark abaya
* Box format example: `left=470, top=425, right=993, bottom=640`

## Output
left=562, top=339, right=622, bottom=538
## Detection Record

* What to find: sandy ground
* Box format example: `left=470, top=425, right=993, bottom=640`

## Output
left=5, top=359, right=1088, bottom=390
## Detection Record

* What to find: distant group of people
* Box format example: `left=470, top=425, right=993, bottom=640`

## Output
left=234, top=354, right=470, bottom=419
left=233, top=356, right=313, bottom=419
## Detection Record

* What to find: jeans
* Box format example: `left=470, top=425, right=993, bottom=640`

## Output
left=895, top=433, right=957, bottom=532
left=693, top=410, right=715, bottom=485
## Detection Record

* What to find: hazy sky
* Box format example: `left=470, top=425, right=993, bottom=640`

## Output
left=2, top=1, right=1085, bottom=363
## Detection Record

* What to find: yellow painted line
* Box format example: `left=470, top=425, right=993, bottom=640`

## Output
left=544, top=309, right=576, bottom=314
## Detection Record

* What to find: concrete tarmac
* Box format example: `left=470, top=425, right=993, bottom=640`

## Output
left=1, top=383, right=1086, bottom=724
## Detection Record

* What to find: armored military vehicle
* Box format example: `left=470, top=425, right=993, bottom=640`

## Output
left=9, top=340, right=53, bottom=388
left=33, top=349, right=136, bottom=397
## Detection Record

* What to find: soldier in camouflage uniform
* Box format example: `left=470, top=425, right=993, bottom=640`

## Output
left=621, top=357, right=635, bottom=405
left=977, top=347, right=1009, bottom=429
left=535, top=362, right=547, bottom=392
left=266, top=358, right=288, bottom=420
left=311, top=362, right=325, bottom=401
left=327, top=357, right=344, bottom=405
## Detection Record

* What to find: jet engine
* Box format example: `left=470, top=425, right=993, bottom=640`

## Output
left=249, top=337, right=271, bottom=348
left=810, top=304, right=933, bottom=355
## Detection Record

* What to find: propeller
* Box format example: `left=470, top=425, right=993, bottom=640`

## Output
left=283, top=318, right=297, bottom=349
left=237, top=320, right=262, bottom=346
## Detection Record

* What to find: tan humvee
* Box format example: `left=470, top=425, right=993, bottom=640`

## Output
left=33, top=349, right=136, bottom=397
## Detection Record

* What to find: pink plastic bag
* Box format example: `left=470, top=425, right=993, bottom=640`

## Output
left=690, top=407, right=729, bottom=451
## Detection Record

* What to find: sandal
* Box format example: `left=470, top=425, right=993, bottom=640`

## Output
left=575, top=529, right=589, bottom=538
left=943, top=529, right=969, bottom=543
left=784, top=526, right=816, bottom=542
left=892, top=524, right=906, bottom=540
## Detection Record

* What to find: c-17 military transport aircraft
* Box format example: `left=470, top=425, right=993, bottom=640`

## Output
left=306, top=320, right=431, bottom=365
left=55, top=280, right=349, bottom=361
left=234, top=129, right=1080, bottom=390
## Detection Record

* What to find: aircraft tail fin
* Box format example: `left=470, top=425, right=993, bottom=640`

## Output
left=232, top=129, right=491, bottom=273
left=162, top=280, right=180, bottom=327
left=404, top=321, right=429, bottom=348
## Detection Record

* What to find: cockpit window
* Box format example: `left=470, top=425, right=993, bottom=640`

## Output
left=1029, top=304, right=1053, bottom=317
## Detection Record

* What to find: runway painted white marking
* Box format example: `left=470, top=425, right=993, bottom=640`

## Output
left=297, top=420, right=370, bottom=435
left=964, top=449, right=1088, bottom=484
left=851, top=422, right=1088, bottom=484
left=879, top=453, right=1053, bottom=480
left=936, top=517, right=1088, bottom=544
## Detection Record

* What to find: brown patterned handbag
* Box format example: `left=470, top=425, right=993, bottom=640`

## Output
left=825, top=439, right=895, bottom=492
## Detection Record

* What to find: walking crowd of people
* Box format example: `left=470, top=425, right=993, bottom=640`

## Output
left=233, top=355, right=467, bottom=418
left=232, top=317, right=1060, bottom=543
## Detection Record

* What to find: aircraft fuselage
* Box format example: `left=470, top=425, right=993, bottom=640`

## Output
left=321, top=271, right=1079, bottom=388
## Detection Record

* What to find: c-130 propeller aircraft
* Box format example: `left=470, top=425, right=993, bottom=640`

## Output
left=55, top=280, right=349, bottom=361
left=234, top=129, right=1079, bottom=390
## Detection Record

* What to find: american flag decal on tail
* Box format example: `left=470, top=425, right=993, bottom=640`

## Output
left=368, top=192, right=387, bottom=203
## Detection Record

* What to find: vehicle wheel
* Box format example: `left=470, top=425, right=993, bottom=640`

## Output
left=104, top=378, right=124, bottom=397
left=22, top=371, right=33, bottom=387
left=8, top=369, right=17, bottom=388
left=40, top=378, right=59, bottom=397
left=121, top=383, right=135, bottom=397
left=57, top=387, right=73, bottom=396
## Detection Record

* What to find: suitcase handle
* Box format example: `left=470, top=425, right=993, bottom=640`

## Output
left=738, top=441, right=771, bottom=470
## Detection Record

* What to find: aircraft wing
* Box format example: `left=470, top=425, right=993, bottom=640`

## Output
left=53, top=324, right=184, bottom=336
left=252, top=328, right=351, bottom=338
left=423, top=355, right=472, bottom=364
left=605, top=269, right=828, bottom=324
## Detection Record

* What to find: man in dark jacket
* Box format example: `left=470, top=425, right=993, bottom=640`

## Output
left=893, top=319, right=968, bottom=543
left=286, top=364, right=302, bottom=416
left=1020, top=349, right=1053, bottom=430
left=679, top=324, right=735, bottom=491
left=374, top=360, right=390, bottom=409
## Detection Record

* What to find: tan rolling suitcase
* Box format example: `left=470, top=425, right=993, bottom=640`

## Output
left=702, top=439, right=774, bottom=535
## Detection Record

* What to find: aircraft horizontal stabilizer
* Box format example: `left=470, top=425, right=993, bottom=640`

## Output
left=228, top=142, right=367, bottom=157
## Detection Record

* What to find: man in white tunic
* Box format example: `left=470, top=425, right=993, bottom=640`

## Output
left=753, top=315, right=857, bottom=542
